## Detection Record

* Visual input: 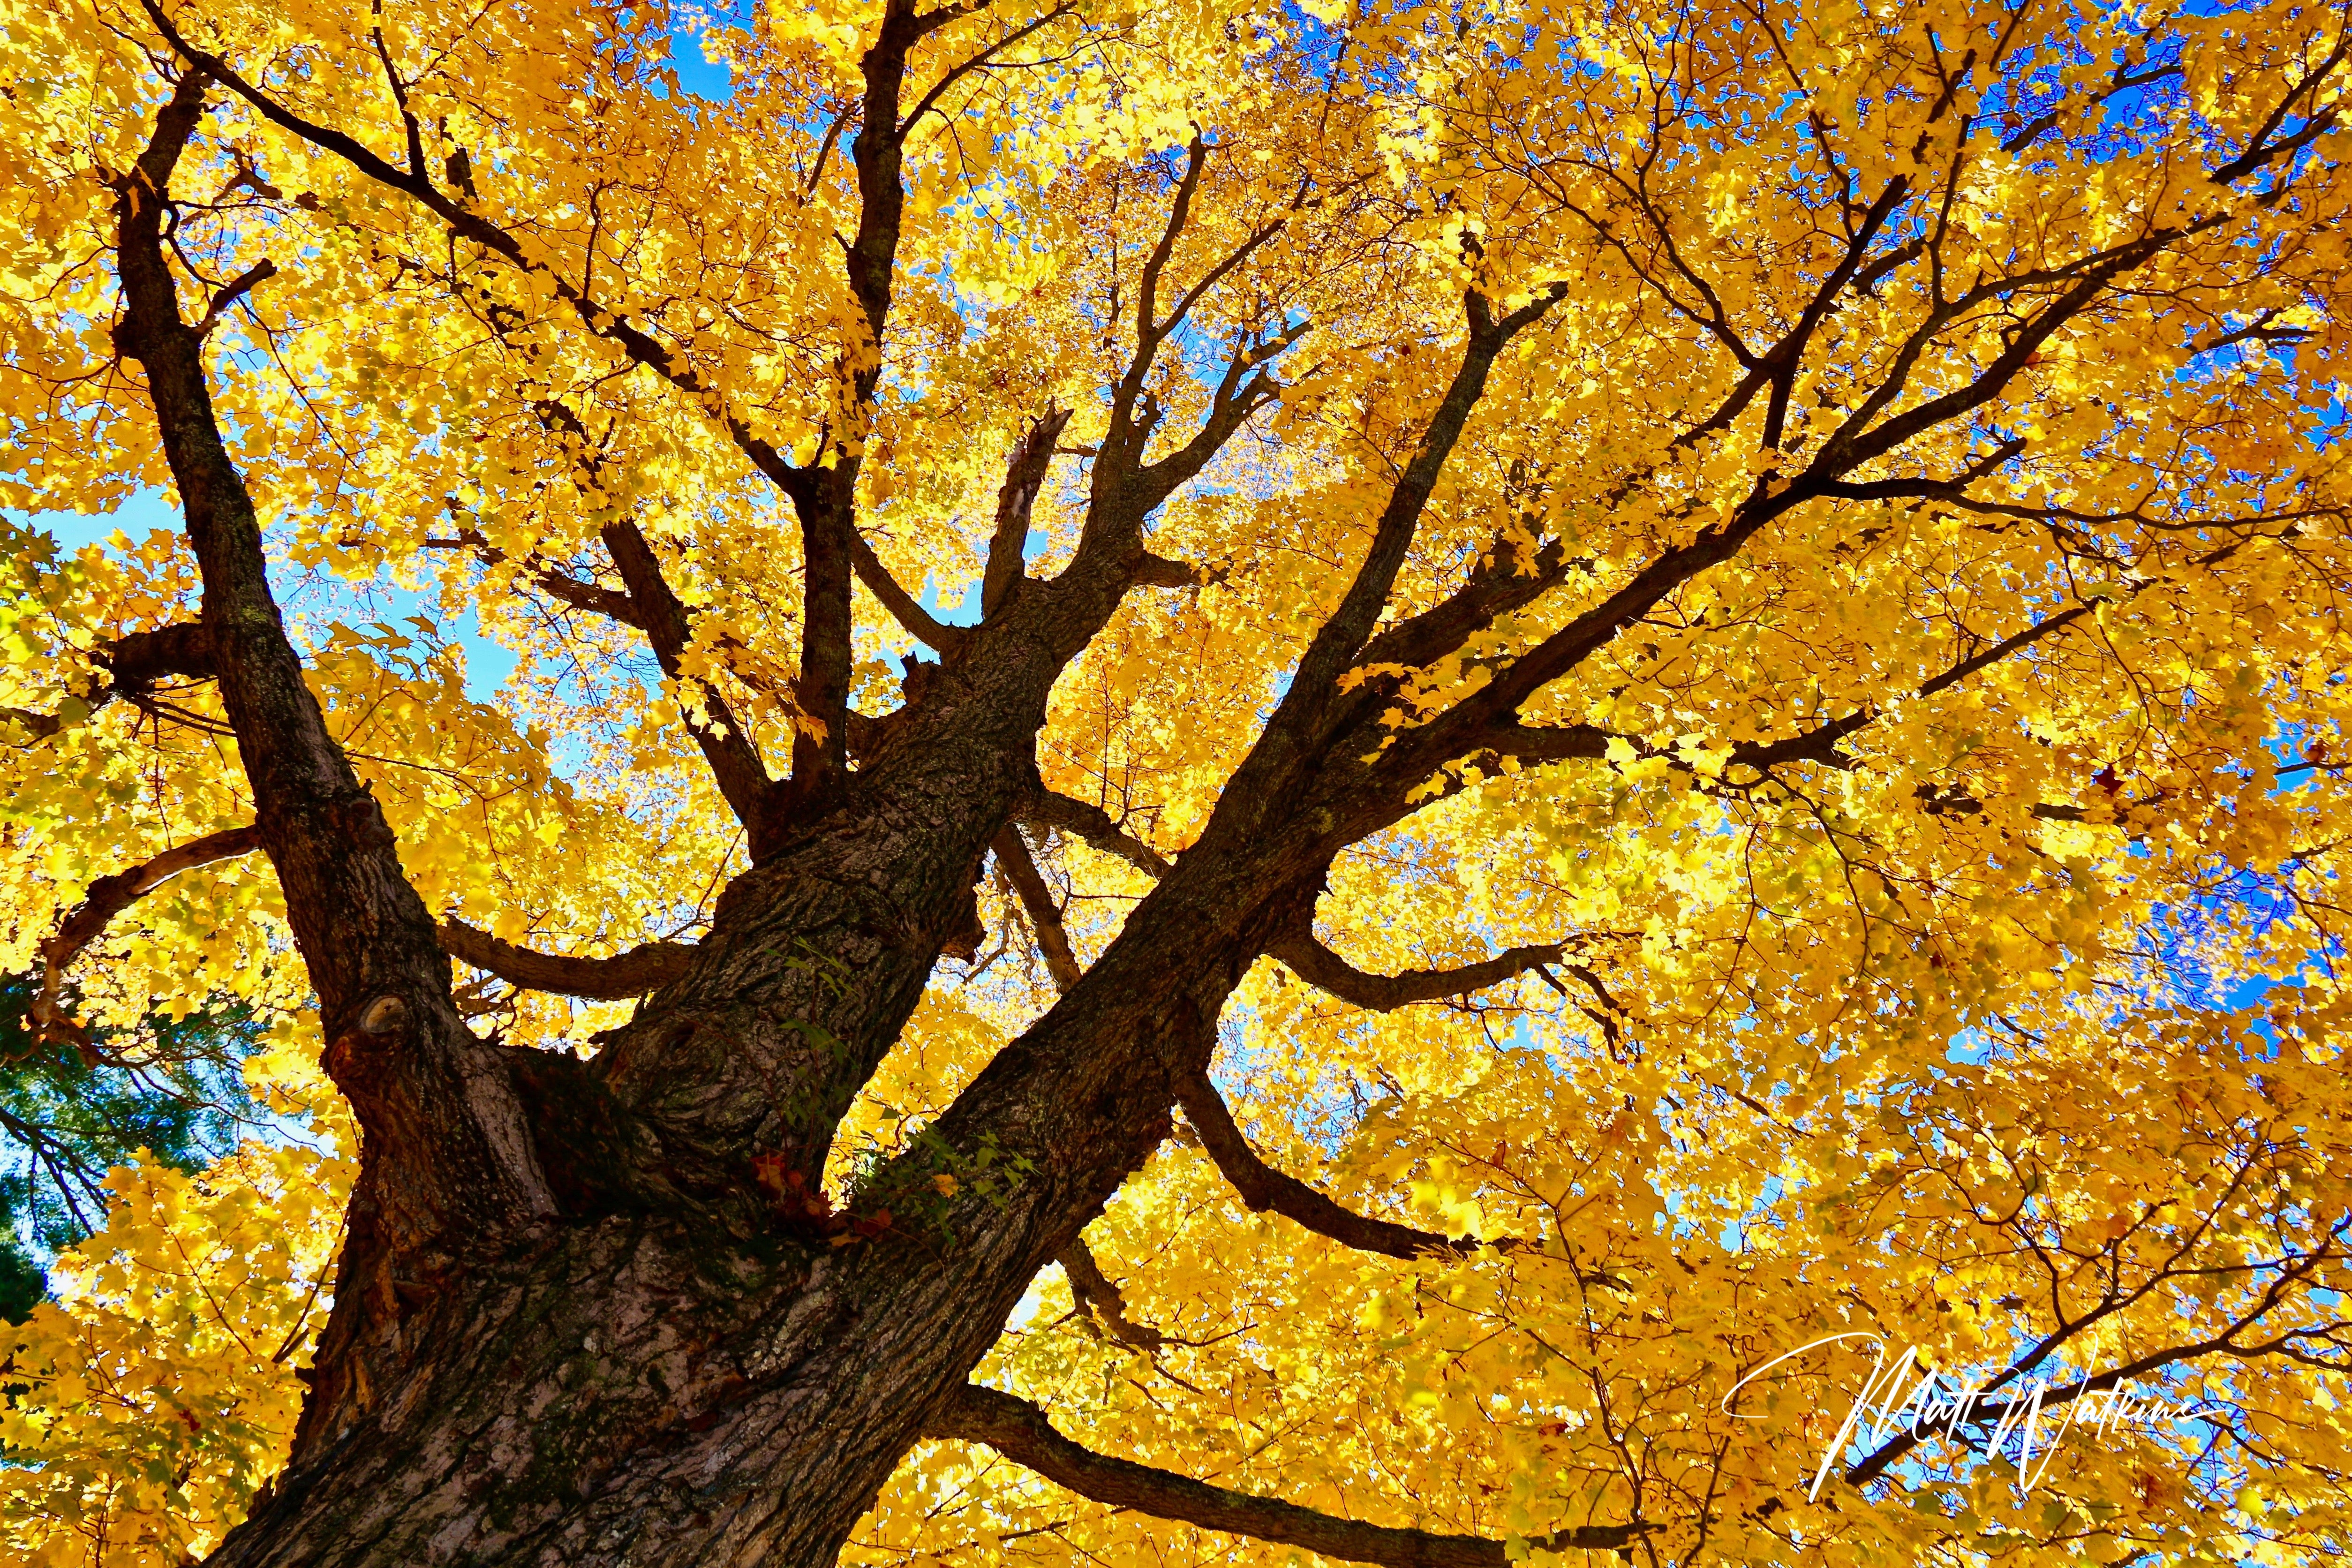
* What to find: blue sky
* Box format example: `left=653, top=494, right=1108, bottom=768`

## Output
left=11, top=494, right=524, bottom=700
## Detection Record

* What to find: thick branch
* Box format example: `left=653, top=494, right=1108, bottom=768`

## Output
left=931, top=1384, right=1647, bottom=1564
left=31, top=825, right=264, bottom=1057
left=1015, top=795, right=1610, bottom=1242
left=1918, top=602, right=2093, bottom=699
left=983, top=407, right=1072, bottom=618
left=1018, top=792, right=1573, bottom=1016
left=1174, top=1068, right=1497, bottom=1261
left=104, top=619, right=218, bottom=689
left=423, top=525, right=646, bottom=628
left=193, top=256, right=274, bottom=338
left=1330, top=191, right=1934, bottom=701
left=436, top=918, right=694, bottom=1001
left=1348, top=527, right=1580, bottom=697
left=851, top=529, right=964, bottom=651
left=136, top=3, right=868, bottom=804
left=1124, top=324, right=1300, bottom=517
left=1270, top=931, right=1571, bottom=1011
left=1451, top=602, right=2094, bottom=814
left=1057, top=1235, right=1168, bottom=1350
left=1240, top=286, right=1568, bottom=781
left=108, top=75, right=557, bottom=1409
left=1824, top=234, right=2179, bottom=478
left=1132, top=551, right=1206, bottom=588
left=2205, top=31, right=2349, bottom=186
left=1060, top=148, right=1295, bottom=600
left=1363, top=464, right=2113, bottom=856
left=771, top=0, right=939, bottom=787
left=899, top=3, right=1080, bottom=135
left=596, top=518, right=784, bottom=855
left=992, top=825, right=1083, bottom=990
left=522, top=567, right=643, bottom=627
left=4, top=621, right=222, bottom=739
left=1128, top=137, right=1210, bottom=382
left=1017, top=790, right=1173, bottom=877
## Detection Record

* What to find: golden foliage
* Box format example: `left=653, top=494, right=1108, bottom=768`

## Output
left=2, top=0, right=2350, bottom=1560
left=0, top=1057, right=350, bottom=1565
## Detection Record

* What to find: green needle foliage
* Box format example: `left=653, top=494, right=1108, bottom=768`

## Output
left=0, top=976, right=256, bottom=1322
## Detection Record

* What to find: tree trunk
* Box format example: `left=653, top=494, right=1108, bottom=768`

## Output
left=220, top=1217, right=1030, bottom=1566
left=212, top=807, right=1284, bottom=1567
left=94, top=68, right=1252, bottom=1567
left=194, top=556, right=1306, bottom=1563
left=99, top=45, right=1492, bottom=1567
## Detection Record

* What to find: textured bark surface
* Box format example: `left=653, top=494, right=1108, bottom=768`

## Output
left=98, top=60, right=1691, bottom=1551
left=110, top=53, right=1332, bottom=1562
left=69, top=4, right=2212, bottom=1556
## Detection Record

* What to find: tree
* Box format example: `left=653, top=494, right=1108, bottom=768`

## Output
left=1, top=0, right=2349, bottom=1560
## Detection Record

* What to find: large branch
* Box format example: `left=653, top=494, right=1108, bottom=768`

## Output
left=850, top=529, right=965, bottom=652
left=1056, top=1234, right=1170, bottom=1351
left=1274, top=285, right=1568, bottom=744
left=1327, top=183, right=1911, bottom=700
left=595, top=518, right=785, bottom=854
left=109, top=74, right=555, bottom=1291
left=1175, top=1068, right=1505, bottom=1261
left=1347, top=518, right=1580, bottom=692
left=1017, top=789, right=1582, bottom=1021
left=777, top=0, right=940, bottom=788
left=1017, top=789, right=1173, bottom=877
left=930, top=1384, right=1649, bottom=1564
left=103, top=620, right=218, bottom=689
left=1011, top=801, right=1563, bottom=1265
left=1351, top=336, right=2145, bottom=851
left=422, top=524, right=646, bottom=629
left=30, top=825, right=264, bottom=1058
left=982, top=407, right=1073, bottom=618
left=1470, top=603, right=2097, bottom=798
left=1804, top=217, right=2219, bottom=506
left=3, top=621, right=219, bottom=741
left=992, top=825, right=1083, bottom=990
left=436, top=918, right=694, bottom=1001
left=509, top=398, right=787, bottom=847
left=1123, top=317, right=1302, bottom=520
left=1270, top=931, right=1572, bottom=1011
left=1174, top=286, right=1568, bottom=868
left=1018, top=788, right=1579, bottom=1017
left=993, top=831, right=1190, bottom=1350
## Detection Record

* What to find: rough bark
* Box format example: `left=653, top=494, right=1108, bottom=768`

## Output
left=211, top=839, right=1290, bottom=1566
left=110, top=78, right=562, bottom=1479
left=83, top=10, right=2202, bottom=1560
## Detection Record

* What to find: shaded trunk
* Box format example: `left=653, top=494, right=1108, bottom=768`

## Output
left=219, top=1214, right=1010, bottom=1567
left=107, top=59, right=1327, bottom=1568
left=212, top=818, right=1289, bottom=1567
left=199, top=531, right=1309, bottom=1562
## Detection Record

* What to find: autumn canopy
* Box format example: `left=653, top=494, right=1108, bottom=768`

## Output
left=1, top=0, right=2349, bottom=1561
